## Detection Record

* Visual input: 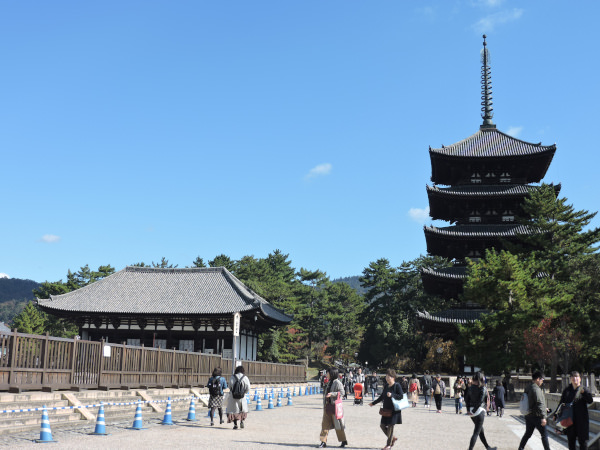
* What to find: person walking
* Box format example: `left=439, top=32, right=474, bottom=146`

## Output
left=432, top=374, right=445, bottom=413
left=492, top=380, right=505, bottom=417
left=370, top=372, right=379, bottom=402
left=518, top=371, right=551, bottom=450
left=408, top=374, right=419, bottom=407
left=207, top=367, right=228, bottom=426
left=453, top=377, right=465, bottom=414
left=465, top=377, right=473, bottom=415
left=318, top=367, right=348, bottom=448
left=369, top=368, right=404, bottom=450
left=467, top=371, right=497, bottom=450
left=226, top=365, right=250, bottom=430
left=557, top=371, right=594, bottom=450
left=421, top=370, right=433, bottom=409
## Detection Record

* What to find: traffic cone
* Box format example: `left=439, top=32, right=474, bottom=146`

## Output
left=267, top=394, right=274, bottom=409
left=253, top=390, right=259, bottom=402
left=255, top=397, right=263, bottom=411
left=292, top=386, right=296, bottom=397
left=35, top=405, right=55, bottom=443
left=246, top=393, right=251, bottom=405
left=186, top=397, right=197, bottom=421
left=287, top=392, right=293, bottom=406
left=127, top=402, right=146, bottom=430
left=90, top=403, right=109, bottom=435
left=276, top=394, right=282, bottom=407
left=161, top=397, right=174, bottom=425
left=263, top=388, right=268, bottom=400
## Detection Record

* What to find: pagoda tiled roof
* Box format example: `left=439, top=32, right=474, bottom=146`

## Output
left=424, top=223, right=532, bottom=238
left=421, top=266, right=467, bottom=280
left=417, top=308, right=487, bottom=324
left=426, top=184, right=538, bottom=197
left=429, top=128, right=556, bottom=158
left=37, top=266, right=292, bottom=324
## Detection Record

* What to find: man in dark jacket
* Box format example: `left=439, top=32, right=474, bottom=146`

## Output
left=518, top=371, right=551, bottom=450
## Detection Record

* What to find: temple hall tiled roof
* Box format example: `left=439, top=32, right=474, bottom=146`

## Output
left=429, top=128, right=556, bottom=158
left=37, top=266, right=291, bottom=324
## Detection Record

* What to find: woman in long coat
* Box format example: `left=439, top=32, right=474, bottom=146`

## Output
left=558, top=371, right=594, bottom=450
left=318, top=367, right=348, bottom=448
left=408, top=373, right=419, bottom=407
left=226, top=365, right=251, bottom=429
left=369, top=368, right=404, bottom=450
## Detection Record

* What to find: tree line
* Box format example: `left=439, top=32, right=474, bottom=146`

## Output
left=10, top=184, right=600, bottom=382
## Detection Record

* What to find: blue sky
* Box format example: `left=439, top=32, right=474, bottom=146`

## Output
left=1, top=1, right=599, bottom=283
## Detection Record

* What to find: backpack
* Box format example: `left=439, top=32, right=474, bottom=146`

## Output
left=519, top=392, right=529, bottom=415
left=231, top=375, right=246, bottom=399
left=423, top=376, right=431, bottom=391
left=209, top=376, right=222, bottom=396
left=409, top=382, right=418, bottom=393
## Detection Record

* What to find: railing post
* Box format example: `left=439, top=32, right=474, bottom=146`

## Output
left=98, top=339, right=105, bottom=389
left=70, top=336, right=78, bottom=387
left=120, top=343, right=126, bottom=387
left=8, top=330, right=18, bottom=388
left=171, top=348, right=176, bottom=386
left=41, top=333, right=49, bottom=386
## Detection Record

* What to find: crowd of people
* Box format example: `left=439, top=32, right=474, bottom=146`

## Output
left=208, top=365, right=596, bottom=450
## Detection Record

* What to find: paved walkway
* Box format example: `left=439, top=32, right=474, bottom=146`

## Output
left=1, top=395, right=568, bottom=449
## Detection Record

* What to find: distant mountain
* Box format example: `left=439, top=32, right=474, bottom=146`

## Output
left=331, top=275, right=368, bottom=295
left=0, top=278, right=40, bottom=303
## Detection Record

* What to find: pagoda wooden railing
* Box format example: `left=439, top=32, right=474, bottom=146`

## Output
left=0, top=331, right=306, bottom=392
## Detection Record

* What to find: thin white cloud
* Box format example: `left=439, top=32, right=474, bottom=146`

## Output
left=506, top=126, right=523, bottom=138
left=473, top=8, right=523, bottom=33
left=305, top=163, right=332, bottom=179
left=0, top=273, right=9, bottom=279
left=39, top=234, right=61, bottom=243
left=408, top=207, right=430, bottom=224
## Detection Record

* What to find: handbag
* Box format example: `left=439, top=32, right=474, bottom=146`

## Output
left=379, top=407, right=393, bottom=417
left=392, top=394, right=410, bottom=411
left=558, top=403, right=574, bottom=428
left=334, top=392, right=344, bottom=420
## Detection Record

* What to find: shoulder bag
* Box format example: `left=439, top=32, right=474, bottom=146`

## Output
left=392, top=394, right=410, bottom=411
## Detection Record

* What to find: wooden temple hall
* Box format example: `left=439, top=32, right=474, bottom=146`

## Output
left=419, top=35, right=557, bottom=340
left=37, top=266, right=292, bottom=361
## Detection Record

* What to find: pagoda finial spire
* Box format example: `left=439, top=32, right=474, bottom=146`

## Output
left=480, top=34, right=495, bottom=129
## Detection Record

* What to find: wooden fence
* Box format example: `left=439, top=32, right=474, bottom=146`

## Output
left=0, top=331, right=306, bottom=392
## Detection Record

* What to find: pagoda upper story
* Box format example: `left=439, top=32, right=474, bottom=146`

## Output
left=421, top=35, right=557, bottom=302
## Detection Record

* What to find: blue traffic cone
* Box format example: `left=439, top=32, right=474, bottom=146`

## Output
left=270, top=388, right=274, bottom=399
left=186, top=397, right=197, bottom=421
left=263, top=388, right=268, bottom=400
left=253, top=390, right=259, bottom=402
left=127, top=402, right=146, bottom=430
left=304, top=386, right=308, bottom=396
left=35, top=405, right=55, bottom=443
left=255, top=397, right=263, bottom=411
left=292, top=386, right=296, bottom=397
left=90, top=403, right=109, bottom=435
left=276, top=394, right=282, bottom=407
left=267, top=395, right=274, bottom=409
left=246, top=393, right=251, bottom=405
left=161, top=397, right=174, bottom=425
left=287, top=392, right=293, bottom=406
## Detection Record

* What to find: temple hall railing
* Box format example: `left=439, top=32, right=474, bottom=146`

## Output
left=0, top=331, right=306, bottom=392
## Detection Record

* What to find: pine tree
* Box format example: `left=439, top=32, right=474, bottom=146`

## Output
left=11, top=301, right=45, bottom=334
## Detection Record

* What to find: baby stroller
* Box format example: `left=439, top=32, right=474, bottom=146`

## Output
left=353, top=383, right=363, bottom=405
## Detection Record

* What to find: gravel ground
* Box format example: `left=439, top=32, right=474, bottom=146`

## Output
left=0, top=395, right=568, bottom=449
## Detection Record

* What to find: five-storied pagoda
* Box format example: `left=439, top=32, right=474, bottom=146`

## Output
left=419, top=36, right=557, bottom=339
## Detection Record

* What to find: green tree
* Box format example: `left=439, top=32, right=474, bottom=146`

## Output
left=191, top=256, right=207, bottom=268
left=12, top=301, right=45, bottom=334
left=209, top=254, right=235, bottom=271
